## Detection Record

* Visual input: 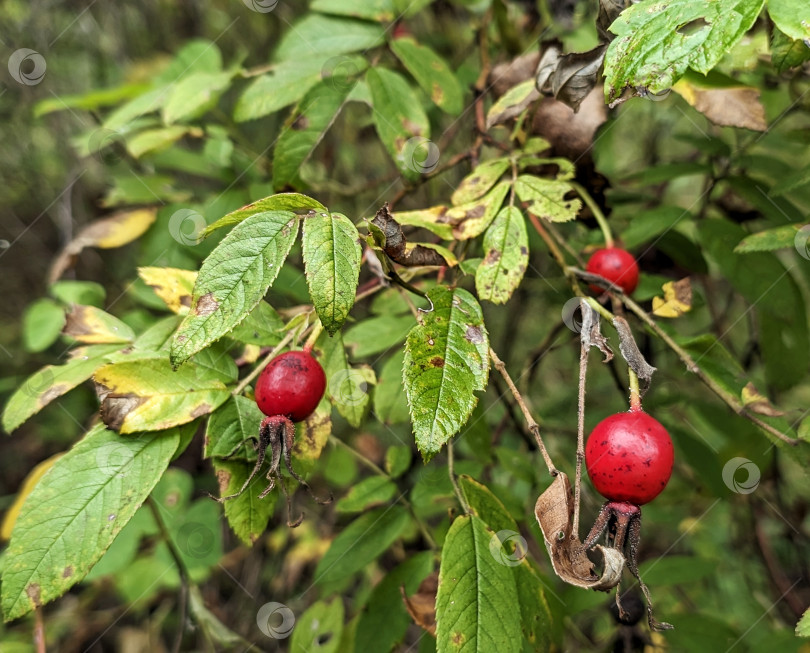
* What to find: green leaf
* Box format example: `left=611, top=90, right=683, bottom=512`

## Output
left=321, top=334, right=374, bottom=427
left=162, top=71, right=233, bottom=124
left=514, top=562, right=553, bottom=650
left=451, top=158, right=510, bottom=206
left=312, top=0, right=396, bottom=21
left=290, top=599, right=344, bottom=653
left=767, top=0, right=810, bottom=41
left=771, top=163, right=810, bottom=196
left=126, top=126, right=190, bottom=158
left=1, top=424, right=179, bottom=621
left=336, top=476, right=398, bottom=513
left=273, top=79, right=356, bottom=190
left=366, top=67, right=431, bottom=181
left=404, top=286, right=489, bottom=461
left=390, top=206, right=454, bottom=240
left=638, top=555, right=718, bottom=586
left=189, top=585, right=251, bottom=649
left=94, top=358, right=230, bottom=433
left=212, top=458, right=277, bottom=545
left=204, top=395, right=263, bottom=461
left=390, top=37, right=464, bottom=115
left=274, top=15, right=385, bottom=60
left=227, top=301, right=284, bottom=346
left=734, top=224, right=804, bottom=253
left=314, top=505, right=410, bottom=585
left=475, top=206, right=529, bottom=304
left=201, top=192, right=326, bottom=238
left=458, top=475, right=518, bottom=533
left=770, top=27, right=810, bottom=73
left=22, top=299, right=64, bottom=353
left=303, top=212, right=362, bottom=334
left=344, top=314, right=414, bottom=357
left=604, top=0, right=765, bottom=101
left=620, top=206, right=691, bottom=249
left=50, top=280, right=106, bottom=307
left=170, top=211, right=299, bottom=365
left=485, top=79, right=539, bottom=129
left=436, top=515, right=522, bottom=653
left=373, top=349, right=411, bottom=425
left=514, top=174, right=581, bottom=223
left=354, top=551, right=434, bottom=652
left=156, top=39, right=222, bottom=84
left=797, top=607, right=810, bottom=637
left=2, top=344, right=121, bottom=433
left=385, top=444, right=412, bottom=478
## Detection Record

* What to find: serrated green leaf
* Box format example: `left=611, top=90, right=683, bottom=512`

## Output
left=22, top=299, right=65, bottom=353
left=227, top=301, right=284, bottom=345
left=514, top=562, right=553, bottom=650
left=1, top=424, right=179, bottom=621
left=390, top=37, right=464, bottom=115
left=734, top=224, right=804, bottom=253
left=94, top=358, right=230, bottom=433
left=314, top=505, right=410, bottom=585
left=336, top=476, right=398, bottom=513
left=458, top=475, right=518, bottom=533
left=212, top=458, right=277, bottom=545
left=171, top=211, right=299, bottom=365
left=162, top=71, right=233, bottom=124
left=797, top=608, right=810, bottom=637
left=515, top=174, right=580, bottom=222
left=367, top=67, right=431, bottom=182
left=374, top=349, right=411, bottom=425
left=273, top=79, right=356, bottom=190
left=201, top=192, right=326, bottom=238
left=767, top=0, right=810, bottom=41
left=604, top=0, right=765, bottom=101
left=770, top=27, right=810, bottom=73
left=290, top=598, right=344, bottom=653
left=344, top=314, right=414, bottom=358
left=274, top=15, right=385, bottom=60
left=321, top=334, right=373, bottom=426
left=447, top=181, right=510, bottom=239
left=404, top=286, right=489, bottom=461
left=204, top=395, right=263, bottom=461
left=436, top=514, right=522, bottom=653
left=2, top=344, right=122, bottom=433
left=475, top=206, right=528, bottom=304
left=451, top=158, right=510, bottom=206
left=485, top=79, right=539, bottom=129
left=303, top=212, right=362, bottom=334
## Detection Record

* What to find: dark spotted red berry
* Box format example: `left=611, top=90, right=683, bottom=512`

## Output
left=585, top=410, right=673, bottom=505
left=586, top=247, right=639, bottom=295
left=254, top=350, right=326, bottom=422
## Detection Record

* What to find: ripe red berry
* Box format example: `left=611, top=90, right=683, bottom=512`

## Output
left=254, top=350, right=326, bottom=422
left=585, top=411, right=674, bottom=505
left=586, top=247, right=639, bottom=295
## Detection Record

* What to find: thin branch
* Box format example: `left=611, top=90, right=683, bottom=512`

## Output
left=489, top=347, right=558, bottom=476
left=573, top=342, right=589, bottom=538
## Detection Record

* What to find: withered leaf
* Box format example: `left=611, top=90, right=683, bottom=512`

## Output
left=401, top=572, right=437, bottom=636
left=580, top=298, right=613, bottom=361
left=534, top=473, right=624, bottom=591
left=371, top=203, right=451, bottom=267
left=741, top=382, right=786, bottom=417
left=652, top=278, right=693, bottom=318
left=613, top=316, right=656, bottom=383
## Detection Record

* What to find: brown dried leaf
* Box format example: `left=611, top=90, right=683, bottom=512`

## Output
left=652, top=278, right=693, bottom=318
left=613, top=316, right=656, bottom=383
left=401, top=572, right=437, bottom=636
left=673, top=80, right=767, bottom=132
left=534, top=473, right=624, bottom=590
left=741, top=382, right=786, bottom=417
left=371, top=203, right=450, bottom=267
left=580, top=299, right=613, bottom=361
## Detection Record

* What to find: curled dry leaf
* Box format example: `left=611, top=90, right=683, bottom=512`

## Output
left=613, top=316, right=656, bottom=383
left=534, top=473, right=624, bottom=591
left=580, top=298, right=613, bottom=361
left=401, top=572, right=437, bottom=636
left=371, top=203, right=451, bottom=267
left=673, top=77, right=767, bottom=131
left=652, top=277, right=692, bottom=318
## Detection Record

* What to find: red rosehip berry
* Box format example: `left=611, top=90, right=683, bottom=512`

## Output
left=254, top=350, right=326, bottom=422
left=586, top=247, right=639, bottom=295
left=585, top=411, right=674, bottom=505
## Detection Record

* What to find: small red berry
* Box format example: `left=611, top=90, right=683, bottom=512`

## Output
left=254, top=350, right=326, bottom=422
left=586, top=247, right=639, bottom=295
left=585, top=411, right=674, bottom=505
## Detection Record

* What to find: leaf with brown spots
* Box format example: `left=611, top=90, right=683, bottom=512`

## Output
left=475, top=206, right=529, bottom=304
left=451, top=158, right=511, bottom=206
left=137, top=267, right=197, bottom=314
left=514, top=174, right=581, bottom=223
left=212, top=458, right=277, bottom=546
left=652, top=277, right=693, bottom=318
left=390, top=37, right=464, bottom=115
left=401, top=572, right=438, bottom=635
left=446, top=182, right=510, bottom=240
left=63, top=305, right=135, bottom=344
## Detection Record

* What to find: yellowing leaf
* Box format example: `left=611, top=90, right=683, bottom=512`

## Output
left=1, top=454, right=62, bottom=540
left=673, top=75, right=766, bottom=131
left=49, top=208, right=157, bottom=283
left=137, top=267, right=198, bottom=314
left=652, top=278, right=692, bottom=318
left=292, top=399, right=332, bottom=475
left=63, top=305, right=135, bottom=344
left=741, top=382, right=786, bottom=417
